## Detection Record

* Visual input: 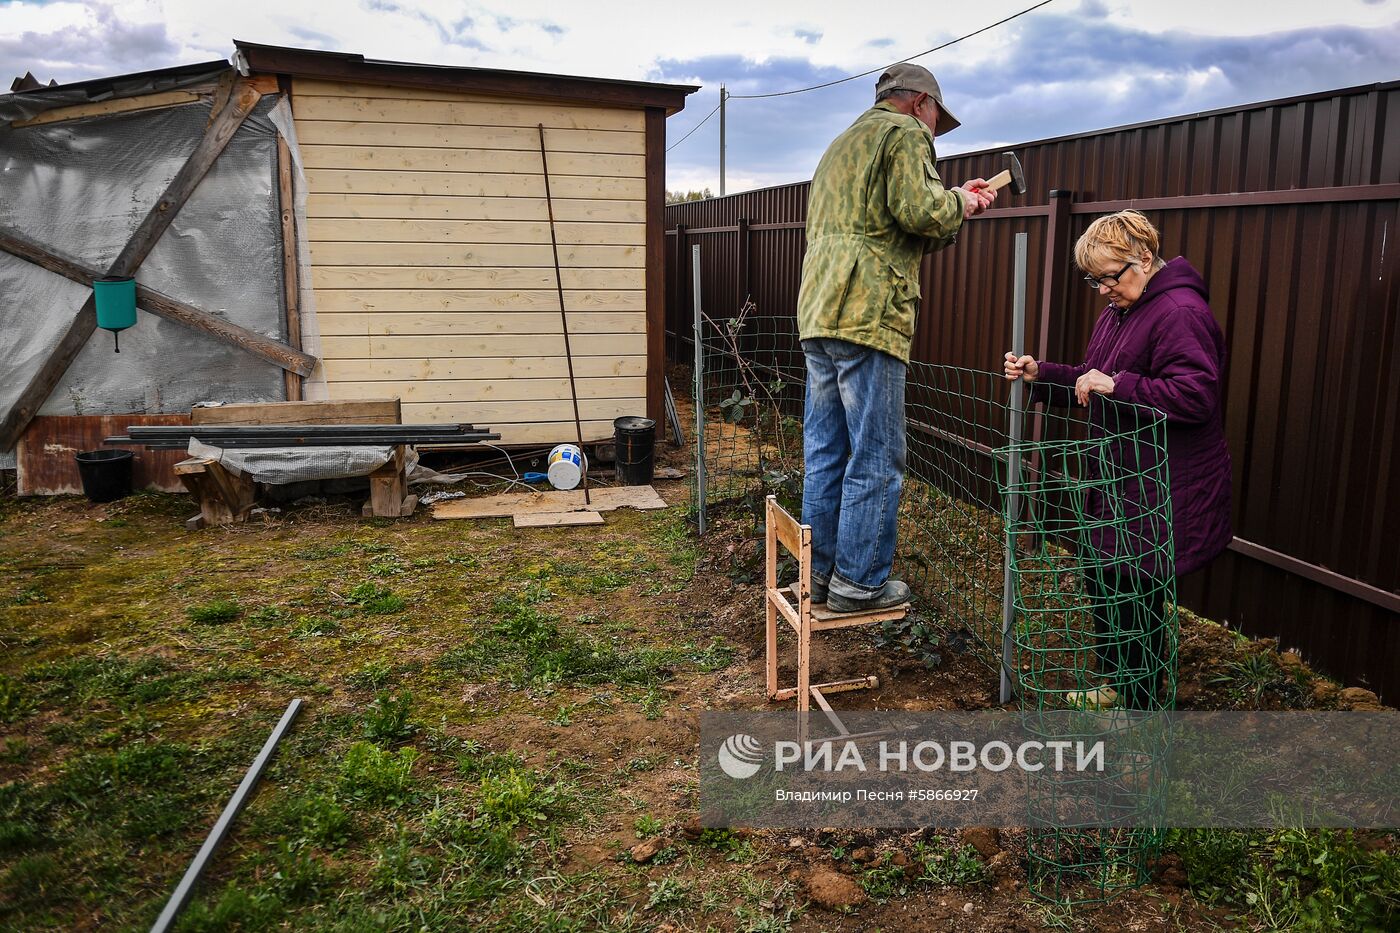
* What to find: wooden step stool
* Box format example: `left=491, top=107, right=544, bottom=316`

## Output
left=764, top=496, right=910, bottom=741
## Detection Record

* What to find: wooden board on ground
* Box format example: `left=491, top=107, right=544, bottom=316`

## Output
left=513, top=511, right=605, bottom=528
left=432, top=485, right=666, bottom=520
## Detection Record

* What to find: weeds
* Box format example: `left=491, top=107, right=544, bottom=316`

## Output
left=915, top=839, right=986, bottom=886
left=361, top=691, right=418, bottom=744
left=346, top=659, right=394, bottom=690
left=347, top=582, right=406, bottom=614
left=0, top=675, right=34, bottom=722
left=634, top=814, right=664, bottom=838
left=437, top=590, right=734, bottom=692
left=338, top=741, right=418, bottom=806
left=264, top=792, right=353, bottom=850
left=289, top=615, right=341, bottom=638
left=476, top=768, right=579, bottom=829
left=1167, top=827, right=1400, bottom=929
left=187, top=599, right=241, bottom=625
left=645, top=877, right=691, bottom=914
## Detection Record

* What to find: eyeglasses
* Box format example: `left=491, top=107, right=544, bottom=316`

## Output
left=1083, top=260, right=1134, bottom=289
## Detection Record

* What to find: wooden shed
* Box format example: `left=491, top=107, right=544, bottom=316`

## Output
left=237, top=42, right=697, bottom=445
left=0, top=44, right=696, bottom=494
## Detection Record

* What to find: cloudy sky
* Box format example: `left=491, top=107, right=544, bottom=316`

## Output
left=3, top=0, right=1398, bottom=193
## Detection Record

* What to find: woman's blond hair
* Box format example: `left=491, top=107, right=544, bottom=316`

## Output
left=1074, top=210, right=1164, bottom=271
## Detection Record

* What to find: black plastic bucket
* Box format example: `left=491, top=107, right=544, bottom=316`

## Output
left=74, top=449, right=134, bottom=503
left=613, top=416, right=656, bottom=486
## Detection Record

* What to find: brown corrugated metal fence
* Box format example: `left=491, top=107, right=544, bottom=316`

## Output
left=666, top=80, right=1400, bottom=701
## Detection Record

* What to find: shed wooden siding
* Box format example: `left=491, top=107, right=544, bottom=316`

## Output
left=292, top=78, right=648, bottom=443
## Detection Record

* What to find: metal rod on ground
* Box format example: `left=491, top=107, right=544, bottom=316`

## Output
left=149, top=698, right=303, bottom=933
left=692, top=243, right=706, bottom=536
left=1001, top=232, right=1028, bottom=705
left=538, top=123, right=590, bottom=506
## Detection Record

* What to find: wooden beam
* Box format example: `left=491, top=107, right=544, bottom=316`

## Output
left=644, top=107, right=666, bottom=425
left=0, top=81, right=265, bottom=451
left=277, top=80, right=304, bottom=399
left=11, top=90, right=205, bottom=128
left=0, top=227, right=316, bottom=377
left=137, top=286, right=316, bottom=376
left=191, top=398, right=401, bottom=426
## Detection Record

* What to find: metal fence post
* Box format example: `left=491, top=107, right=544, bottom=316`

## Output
left=692, top=243, right=707, bottom=536
left=1001, top=232, right=1028, bottom=705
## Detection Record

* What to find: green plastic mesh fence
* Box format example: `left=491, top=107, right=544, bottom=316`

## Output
left=690, top=310, right=1179, bottom=902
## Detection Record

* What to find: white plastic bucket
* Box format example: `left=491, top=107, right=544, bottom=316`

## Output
left=546, top=443, right=586, bottom=490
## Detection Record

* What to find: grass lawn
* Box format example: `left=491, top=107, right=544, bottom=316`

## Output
left=0, top=485, right=1395, bottom=931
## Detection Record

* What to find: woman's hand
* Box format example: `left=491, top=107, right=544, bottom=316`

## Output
left=1074, top=369, right=1115, bottom=405
left=1003, top=352, right=1038, bottom=383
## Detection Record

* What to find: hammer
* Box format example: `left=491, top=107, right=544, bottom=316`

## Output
left=985, top=151, right=1026, bottom=196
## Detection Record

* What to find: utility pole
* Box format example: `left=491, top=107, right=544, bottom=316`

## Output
left=719, top=84, right=727, bottom=197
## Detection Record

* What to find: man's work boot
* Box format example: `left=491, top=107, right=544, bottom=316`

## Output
left=826, top=579, right=911, bottom=614
left=788, top=577, right=830, bottom=604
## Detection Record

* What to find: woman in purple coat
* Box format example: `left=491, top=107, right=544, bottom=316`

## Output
left=1004, top=210, right=1232, bottom=710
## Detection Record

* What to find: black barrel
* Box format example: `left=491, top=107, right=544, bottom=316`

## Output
left=74, top=449, right=134, bottom=503
left=613, top=416, right=656, bottom=486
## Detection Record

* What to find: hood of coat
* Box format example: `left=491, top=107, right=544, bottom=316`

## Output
left=1134, top=256, right=1209, bottom=310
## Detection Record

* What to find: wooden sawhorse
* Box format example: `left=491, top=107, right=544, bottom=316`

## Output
left=764, top=496, right=909, bottom=742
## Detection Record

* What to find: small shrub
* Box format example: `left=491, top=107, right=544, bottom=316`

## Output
left=187, top=599, right=241, bottom=625
left=338, top=741, right=417, bottom=806
left=361, top=691, right=418, bottom=744
left=634, top=814, right=664, bottom=838
left=477, top=768, right=577, bottom=829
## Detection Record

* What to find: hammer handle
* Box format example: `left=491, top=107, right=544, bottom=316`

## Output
left=986, top=168, right=1014, bottom=192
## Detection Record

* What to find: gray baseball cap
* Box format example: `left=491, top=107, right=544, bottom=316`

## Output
left=875, top=62, right=961, bottom=136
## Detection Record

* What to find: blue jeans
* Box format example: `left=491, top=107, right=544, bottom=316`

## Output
left=801, top=338, right=907, bottom=599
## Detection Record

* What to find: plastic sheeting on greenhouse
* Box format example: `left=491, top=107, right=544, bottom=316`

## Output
left=0, top=85, right=288, bottom=467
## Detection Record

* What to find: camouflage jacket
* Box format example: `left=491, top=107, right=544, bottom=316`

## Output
left=796, top=101, right=965, bottom=362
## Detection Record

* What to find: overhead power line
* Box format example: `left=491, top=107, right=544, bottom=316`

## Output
left=667, top=99, right=722, bottom=152
left=727, top=0, right=1056, bottom=100
left=663, top=0, right=1056, bottom=157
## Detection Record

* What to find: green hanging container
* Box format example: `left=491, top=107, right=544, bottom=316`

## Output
left=93, top=276, right=137, bottom=352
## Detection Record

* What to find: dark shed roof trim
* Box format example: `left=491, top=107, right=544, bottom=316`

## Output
left=233, top=41, right=697, bottom=115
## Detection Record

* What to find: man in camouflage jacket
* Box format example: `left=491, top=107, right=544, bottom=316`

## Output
left=797, top=63, right=995, bottom=613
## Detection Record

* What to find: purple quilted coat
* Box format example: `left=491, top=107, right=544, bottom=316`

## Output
left=1034, top=257, right=1233, bottom=577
